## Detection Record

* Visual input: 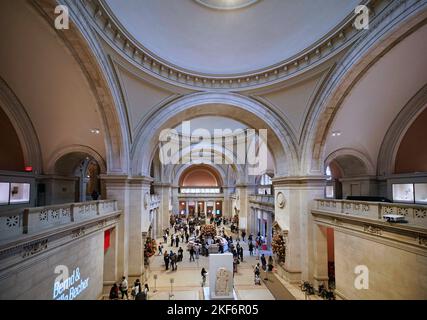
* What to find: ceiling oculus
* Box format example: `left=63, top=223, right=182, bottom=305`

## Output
left=194, top=0, right=259, bottom=10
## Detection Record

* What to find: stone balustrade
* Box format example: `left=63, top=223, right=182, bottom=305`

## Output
left=314, top=199, right=427, bottom=228
left=249, top=194, right=274, bottom=207
left=0, top=200, right=118, bottom=242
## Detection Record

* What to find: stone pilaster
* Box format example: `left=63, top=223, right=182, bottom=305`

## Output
left=312, top=224, right=329, bottom=289
left=101, top=175, right=153, bottom=282
left=154, top=183, right=172, bottom=235
left=236, top=185, right=249, bottom=234
left=272, top=176, right=326, bottom=283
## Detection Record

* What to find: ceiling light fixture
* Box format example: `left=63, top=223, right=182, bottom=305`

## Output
left=332, top=131, right=342, bottom=137
left=90, top=129, right=101, bottom=134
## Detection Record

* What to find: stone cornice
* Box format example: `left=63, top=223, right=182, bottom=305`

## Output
left=79, top=0, right=378, bottom=91
left=272, top=175, right=327, bottom=187
left=312, top=210, right=427, bottom=255
left=0, top=211, right=121, bottom=275
left=100, top=174, right=153, bottom=185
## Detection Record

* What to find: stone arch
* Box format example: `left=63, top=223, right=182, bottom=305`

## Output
left=32, top=0, right=130, bottom=174
left=131, top=92, right=298, bottom=177
left=325, top=148, right=375, bottom=177
left=178, top=164, right=224, bottom=187
left=300, top=1, right=427, bottom=175
left=46, top=145, right=107, bottom=175
left=0, top=76, right=42, bottom=173
left=377, top=85, right=427, bottom=176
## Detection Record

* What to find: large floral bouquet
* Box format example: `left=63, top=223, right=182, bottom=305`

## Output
left=144, top=238, right=157, bottom=258
left=271, top=234, right=286, bottom=263
left=200, top=224, right=217, bottom=238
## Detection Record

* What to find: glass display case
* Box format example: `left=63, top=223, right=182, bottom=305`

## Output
left=9, top=183, right=30, bottom=204
left=392, top=183, right=414, bottom=203
left=415, top=183, right=427, bottom=204
left=0, top=182, right=10, bottom=205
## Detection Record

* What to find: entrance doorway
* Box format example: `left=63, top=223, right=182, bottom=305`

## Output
left=215, top=201, right=222, bottom=217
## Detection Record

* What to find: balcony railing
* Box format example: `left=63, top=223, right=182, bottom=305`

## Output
left=0, top=200, right=118, bottom=242
left=249, top=195, right=274, bottom=206
left=314, top=199, right=427, bottom=228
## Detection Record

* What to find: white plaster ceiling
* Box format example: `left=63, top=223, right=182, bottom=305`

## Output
left=324, top=24, right=427, bottom=170
left=0, top=1, right=106, bottom=171
left=105, top=0, right=359, bottom=75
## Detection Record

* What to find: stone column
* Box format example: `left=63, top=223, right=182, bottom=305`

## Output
left=222, top=187, right=231, bottom=219
left=127, top=177, right=152, bottom=280
left=236, top=185, right=249, bottom=234
left=272, top=176, right=326, bottom=283
left=154, top=183, right=171, bottom=234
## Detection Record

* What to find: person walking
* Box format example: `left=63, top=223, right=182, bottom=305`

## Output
left=178, top=246, right=184, bottom=262
left=261, top=254, right=267, bottom=271
left=189, top=246, right=195, bottom=262
left=241, top=230, right=246, bottom=242
left=158, top=243, right=163, bottom=255
left=171, top=252, right=177, bottom=271
left=248, top=241, right=254, bottom=256
left=164, top=251, right=170, bottom=270
left=254, top=263, right=261, bottom=285
left=109, top=283, right=119, bottom=300
left=175, top=235, right=180, bottom=248
left=163, top=233, right=167, bottom=243
left=239, top=246, right=244, bottom=262
left=131, top=279, right=142, bottom=299
left=143, top=283, right=150, bottom=299
left=268, top=256, right=274, bottom=272
left=201, top=268, right=207, bottom=287
left=170, top=234, right=174, bottom=247
left=119, top=276, right=129, bottom=300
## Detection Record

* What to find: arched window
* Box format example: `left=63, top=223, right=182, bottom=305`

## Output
left=258, top=174, right=272, bottom=195
left=325, top=165, right=332, bottom=180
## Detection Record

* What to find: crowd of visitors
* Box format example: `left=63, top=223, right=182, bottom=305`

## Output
left=109, top=214, right=274, bottom=299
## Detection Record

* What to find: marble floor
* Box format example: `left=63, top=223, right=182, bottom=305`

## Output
left=142, top=235, right=290, bottom=301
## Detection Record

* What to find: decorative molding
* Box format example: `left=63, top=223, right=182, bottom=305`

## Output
left=277, top=192, right=286, bottom=209
left=418, top=236, right=427, bottom=246
left=79, top=0, right=372, bottom=91
left=363, top=225, right=382, bottom=236
left=21, top=239, right=48, bottom=258
left=71, top=227, right=86, bottom=239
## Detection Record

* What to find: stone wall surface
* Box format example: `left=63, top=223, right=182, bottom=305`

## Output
left=335, top=230, right=427, bottom=300
left=0, top=232, right=104, bottom=300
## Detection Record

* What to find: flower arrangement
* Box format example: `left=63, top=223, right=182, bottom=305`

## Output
left=232, top=214, right=239, bottom=225
left=200, top=224, right=217, bottom=238
left=271, top=234, right=286, bottom=263
left=144, top=238, right=157, bottom=258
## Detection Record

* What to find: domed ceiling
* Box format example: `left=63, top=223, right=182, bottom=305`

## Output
left=104, top=0, right=359, bottom=75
